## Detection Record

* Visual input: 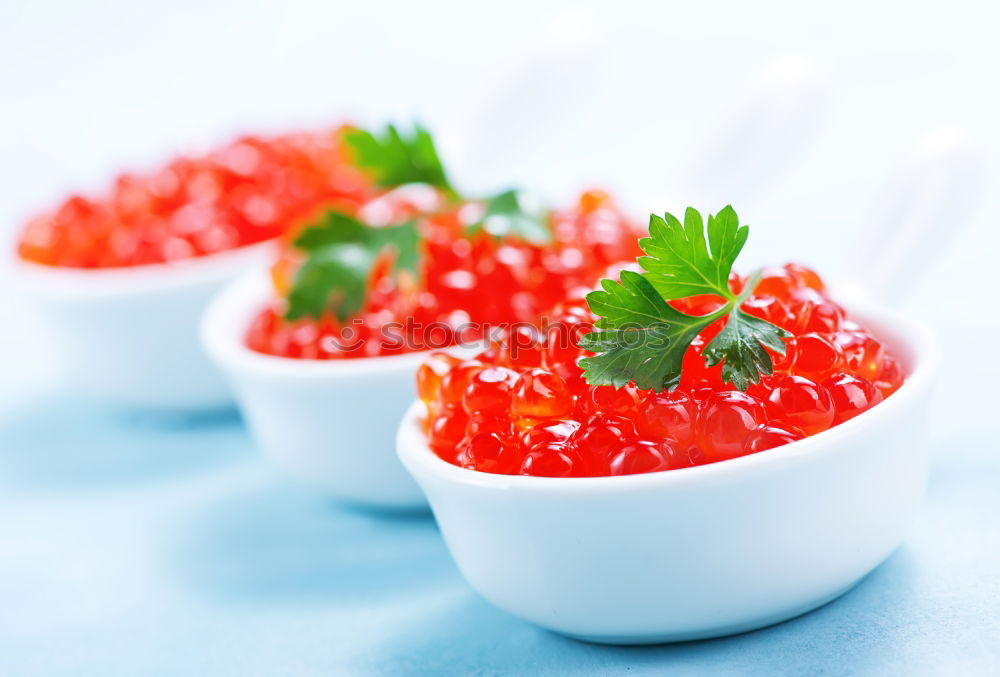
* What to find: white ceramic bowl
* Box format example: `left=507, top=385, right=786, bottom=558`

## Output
left=10, top=241, right=275, bottom=410
left=201, top=269, right=431, bottom=508
left=397, top=304, right=937, bottom=644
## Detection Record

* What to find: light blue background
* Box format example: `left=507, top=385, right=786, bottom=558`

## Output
left=2, top=1, right=1000, bottom=674
left=1, top=366, right=998, bottom=676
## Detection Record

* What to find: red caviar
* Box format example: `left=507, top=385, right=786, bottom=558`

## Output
left=17, top=128, right=371, bottom=268
left=245, top=190, right=642, bottom=359
left=420, top=263, right=908, bottom=476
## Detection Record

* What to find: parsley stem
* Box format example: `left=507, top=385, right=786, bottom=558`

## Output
left=580, top=208, right=790, bottom=392
left=734, top=268, right=764, bottom=307
left=692, top=269, right=762, bottom=323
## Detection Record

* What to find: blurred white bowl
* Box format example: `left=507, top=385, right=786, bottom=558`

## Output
left=201, top=269, right=429, bottom=508
left=10, top=241, right=275, bottom=410
left=397, top=304, right=937, bottom=644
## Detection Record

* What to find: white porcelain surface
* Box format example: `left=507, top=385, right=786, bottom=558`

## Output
left=397, top=305, right=937, bottom=644
left=10, top=242, right=274, bottom=410
left=201, top=269, right=431, bottom=508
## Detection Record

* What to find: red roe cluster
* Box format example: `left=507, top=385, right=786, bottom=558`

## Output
left=17, top=128, right=371, bottom=268
left=419, top=264, right=907, bottom=477
left=245, top=190, right=642, bottom=359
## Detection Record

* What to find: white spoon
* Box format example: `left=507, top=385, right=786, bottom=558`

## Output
left=660, top=55, right=828, bottom=213
left=839, top=127, right=986, bottom=306
left=447, top=17, right=826, bottom=210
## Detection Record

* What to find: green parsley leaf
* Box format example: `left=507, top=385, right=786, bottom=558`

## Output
left=285, top=210, right=420, bottom=322
left=638, top=206, right=748, bottom=298
left=578, top=271, right=724, bottom=391
left=343, top=123, right=458, bottom=200
left=579, top=206, right=791, bottom=392
left=701, top=297, right=791, bottom=391
left=466, top=189, right=552, bottom=244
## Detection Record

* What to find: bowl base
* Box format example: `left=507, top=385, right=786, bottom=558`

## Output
left=556, top=579, right=860, bottom=645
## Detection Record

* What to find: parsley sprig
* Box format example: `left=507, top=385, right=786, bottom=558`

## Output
left=343, top=123, right=459, bottom=201
left=285, top=123, right=556, bottom=322
left=285, top=211, right=419, bottom=322
left=578, top=206, right=790, bottom=392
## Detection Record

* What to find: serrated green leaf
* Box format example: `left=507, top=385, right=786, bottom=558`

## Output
left=638, top=205, right=748, bottom=299
left=292, top=211, right=370, bottom=249
left=702, top=307, right=792, bottom=391
left=343, top=123, right=457, bottom=199
left=286, top=244, right=372, bottom=322
left=466, top=189, right=552, bottom=244
left=587, top=271, right=693, bottom=329
left=285, top=210, right=420, bottom=322
left=578, top=272, right=720, bottom=391
left=580, top=205, right=791, bottom=392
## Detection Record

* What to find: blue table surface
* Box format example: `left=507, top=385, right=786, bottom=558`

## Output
left=1, top=347, right=998, bottom=677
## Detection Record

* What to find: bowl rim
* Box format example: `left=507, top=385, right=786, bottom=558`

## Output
left=397, top=298, right=939, bottom=494
left=7, top=239, right=278, bottom=298
left=200, top=266, right=457, bottom=378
